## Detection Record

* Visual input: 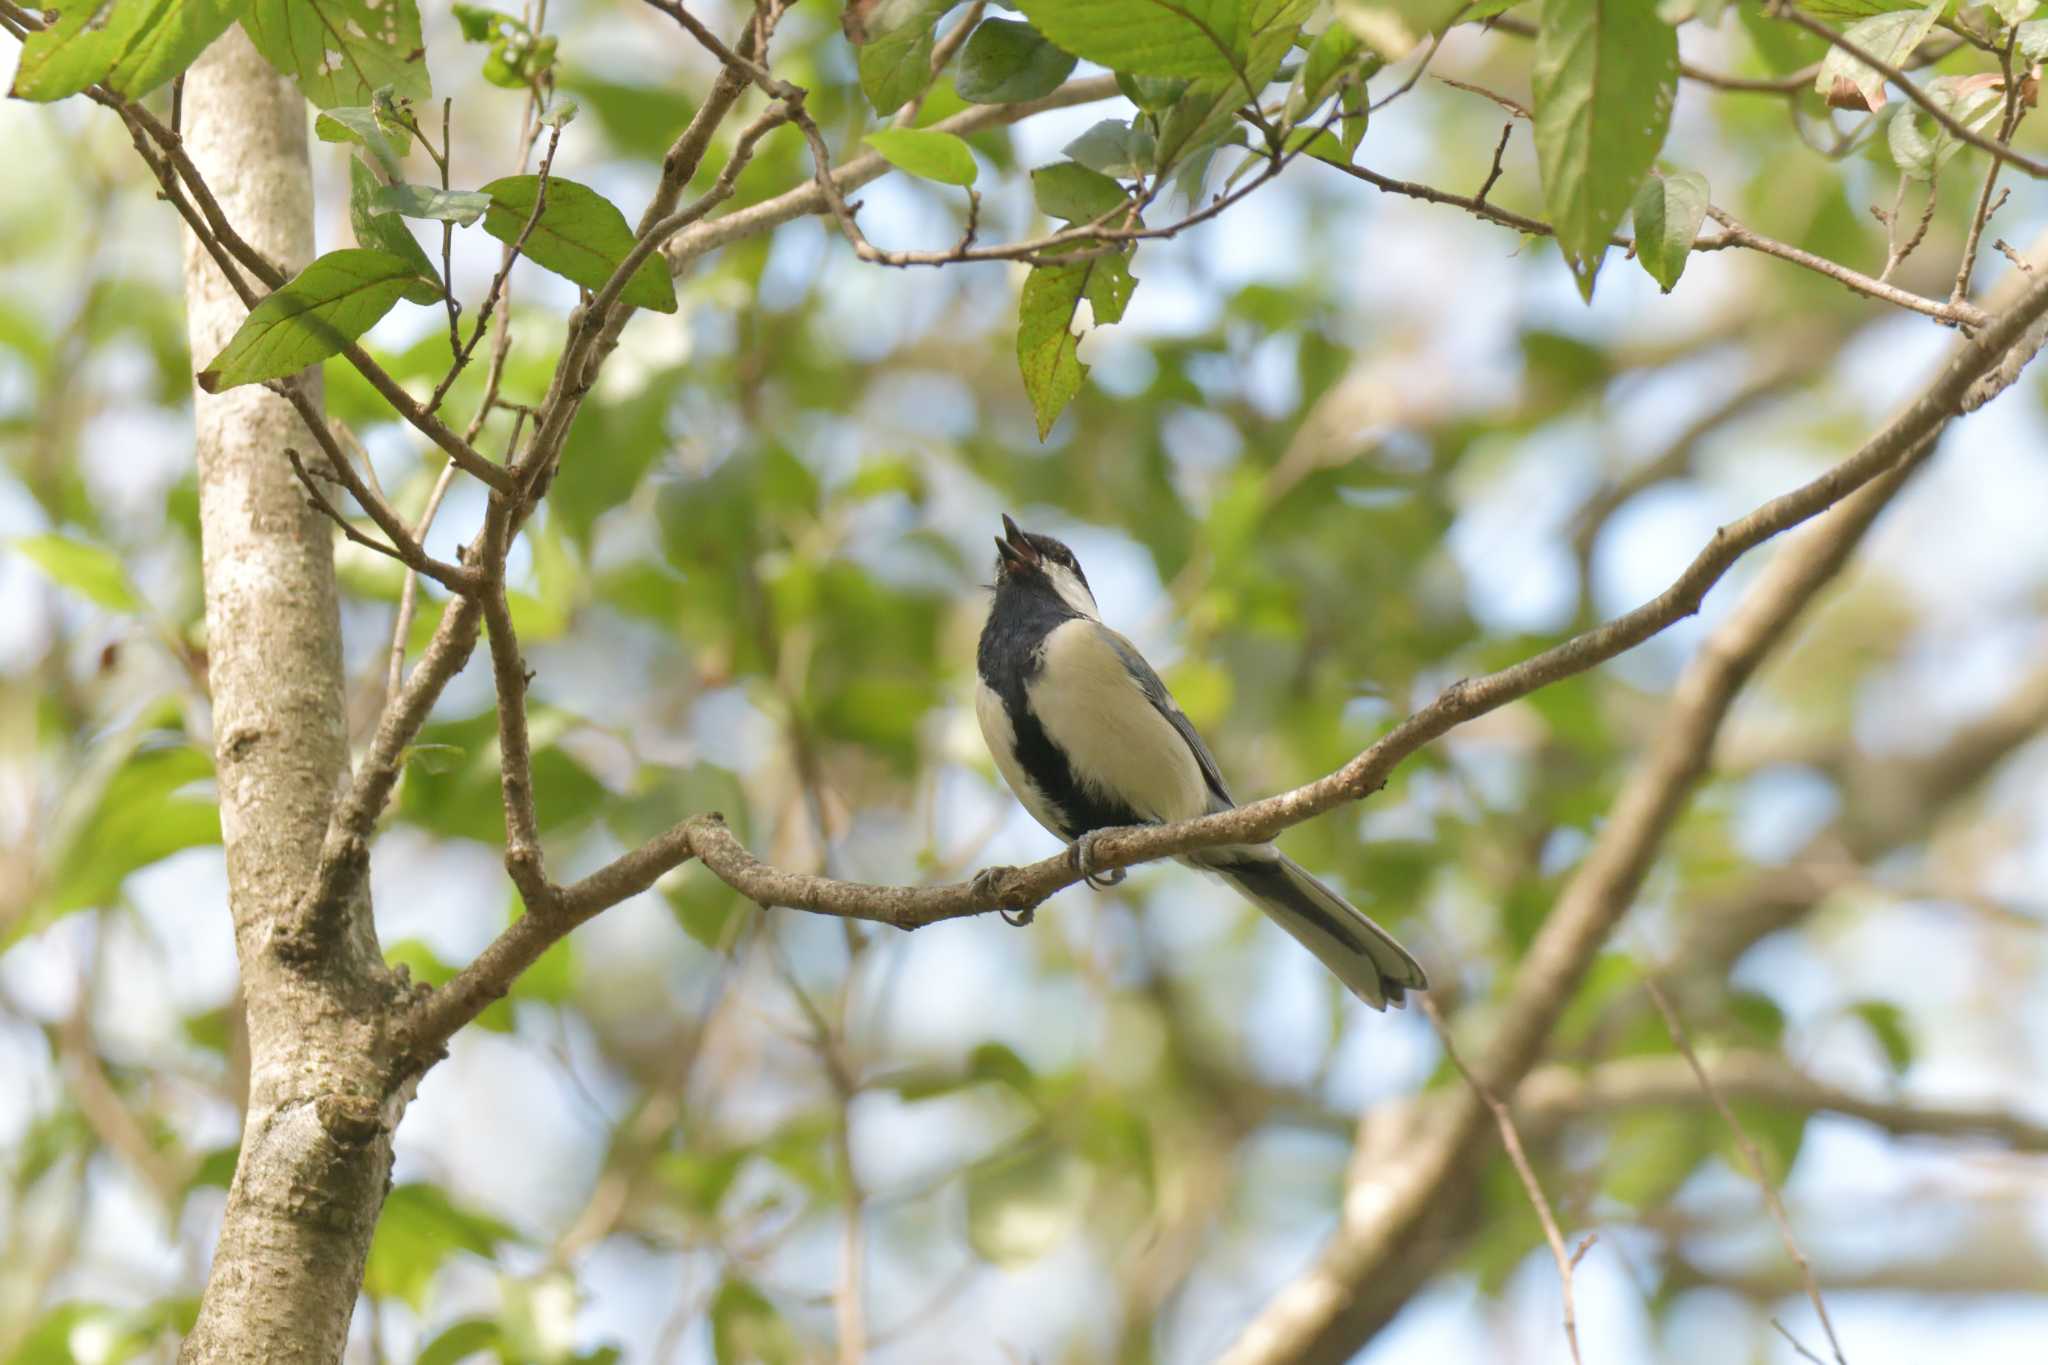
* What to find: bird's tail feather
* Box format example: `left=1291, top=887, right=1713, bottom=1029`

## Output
left=1201, top=852, right=1428, bottom=1010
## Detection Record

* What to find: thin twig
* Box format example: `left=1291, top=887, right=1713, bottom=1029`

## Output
left=1424, top=997, right=1588, bottom=1365
left=384, top=458, right=460, bottom=705
left=1476, top=123, right=1513, bottom=205
left=1952, top=32, right=2027, bottom=304
left=426, top=125, right=564, bottom=416
left=1644, top=977, right=1848, bottom=1365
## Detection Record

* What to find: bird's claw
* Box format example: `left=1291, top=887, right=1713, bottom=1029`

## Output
left=1070, top=830, right=1126, bottom=890
left=972, top=866, right=1035, bottom=927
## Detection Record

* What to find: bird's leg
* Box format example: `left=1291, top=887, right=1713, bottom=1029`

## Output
left=1070, top=829, right=1127, bottom=889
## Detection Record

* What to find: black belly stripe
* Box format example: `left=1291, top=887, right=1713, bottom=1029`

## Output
left=978, top=585, right=1144, bottom=841
left=1003, top=700, right=1145, bottom=840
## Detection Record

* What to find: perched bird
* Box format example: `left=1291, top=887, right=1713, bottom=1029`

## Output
left=974, top=515, right=1429, bottom=1009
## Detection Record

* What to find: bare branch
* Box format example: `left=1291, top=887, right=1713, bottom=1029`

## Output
left=282, top=598, right=485, bottom=954
left=662, top=74, right=1123, bottom=271
left=1515, top=1051, right=2048, bottom=1153
left=1315, top=156, right=1990, bottom=327
left=272, top=381, right=476, bottom=592
left=1645, top=977, right=1849, bottom=1365
left=400, top=269, right=2048, bottom=1068
left=1217, top=265, right=2048, bottom=1365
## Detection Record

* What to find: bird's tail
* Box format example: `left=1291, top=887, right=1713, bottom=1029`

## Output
left=1198, top=850, right=1428, bottom=1010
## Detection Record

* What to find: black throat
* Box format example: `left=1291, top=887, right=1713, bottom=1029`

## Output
left=977, top=578, right=1142, bottom=840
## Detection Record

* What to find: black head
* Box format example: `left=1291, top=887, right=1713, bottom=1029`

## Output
left=993, top=513, right=1098, bottom=617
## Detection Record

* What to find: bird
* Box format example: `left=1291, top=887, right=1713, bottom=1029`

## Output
left=974, top=514, right=1429, bottom=1009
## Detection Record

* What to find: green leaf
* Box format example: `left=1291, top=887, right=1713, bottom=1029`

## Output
left=11, top=534, right=140, bottom=611
left=416, top=1320, right=506, bottom=1365
left=1017, top=247, right=1137, bottom=438
left=398, top=709, right=607, bottom=844
left=857, top=0, right=950, bottom=114
left=1063, top=118, right=1157, bottom=177
left=1851, top=1000, right=1914, bottom=1072
left=478, top=175, right=679, bottom=313
left=1032, top=162, right=1132, bottom=222
left=196, top=249, right=428, bottom=392
left=347, top=159, right=444, bottom=305
left=964, top=1138, right=1092, bottom=1265
left=1630, top=169, right=1708, bottom=291
left=14, top=738, right=222, bottom=948
left=1813, top=2, right=1944, bottom=112
left=369, top=183, right=494, bottom=226
left=711, top=1279, right=802, bottom=1364
left=862, top=128, right=980, bottom=185
left=956, top=17, right=1078, bottom=103
left=364, top=1183, right=518, bottom=1309
left=1532, top=0, right=1678, bottom=297
left=1015, top=0, right=1294, bottom=87
left=1886, top=74, right=2004, bottom=180
left=316, top=105, right=410, bottom=178
left=10, top=0, right=246, bottom=102
left=1288, top=14, right=1371, bottom=125
left=242, top=0, right=431, bottom=108
left=2020, top=17, right=2048, bottom=60
left=452, top=3, right=556, bottom=89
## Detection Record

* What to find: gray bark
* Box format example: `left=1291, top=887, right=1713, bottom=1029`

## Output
left=177, top=29, right=405, bottom=1364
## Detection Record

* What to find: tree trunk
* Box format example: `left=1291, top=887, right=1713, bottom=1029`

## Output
left=177, top=29, right=404, bottom=1363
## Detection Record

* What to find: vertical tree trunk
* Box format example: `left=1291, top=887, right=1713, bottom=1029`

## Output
left=177, top=29, right=403, bottom=1364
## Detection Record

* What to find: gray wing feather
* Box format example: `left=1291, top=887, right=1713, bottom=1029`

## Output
left=1096, top=626, right=1236, bottom=812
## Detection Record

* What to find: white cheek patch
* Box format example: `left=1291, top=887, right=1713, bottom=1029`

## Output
left=1042, top=561, right=1098, bottom=619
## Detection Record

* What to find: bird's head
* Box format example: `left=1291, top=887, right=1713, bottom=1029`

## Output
left=994, top=513, right=1098, bottom=618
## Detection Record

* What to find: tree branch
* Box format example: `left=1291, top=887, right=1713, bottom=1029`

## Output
left=1215, top=264, right=2048, bottom=1365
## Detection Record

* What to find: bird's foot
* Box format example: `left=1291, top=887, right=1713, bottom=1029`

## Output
left=972, top=866, right=1035, bottom=927
left=1070, top=830, right=1127, bottom=890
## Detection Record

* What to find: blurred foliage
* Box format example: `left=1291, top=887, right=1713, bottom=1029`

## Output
left=4, top=0, right=2048, bottom=1361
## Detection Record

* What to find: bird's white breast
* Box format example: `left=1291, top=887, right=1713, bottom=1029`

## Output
left=974, top=675, right=1066, bottom=837
left=1027, top=619, right=1208, bottom=825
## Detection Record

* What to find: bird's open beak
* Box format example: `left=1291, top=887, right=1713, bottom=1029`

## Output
left=995, top=513, right=1041, bottom=570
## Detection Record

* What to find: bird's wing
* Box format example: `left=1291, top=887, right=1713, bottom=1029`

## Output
left=1096, top=626, right=1236, bottom=812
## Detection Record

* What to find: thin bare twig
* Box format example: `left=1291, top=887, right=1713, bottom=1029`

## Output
left=1424, top=997, right=1589, bottom=1365
left=426, top=125, right=564, bottom=416
left=1645, top=977, right=1848, bottom=1365
left=1476, top=123, right=1513, bottom=204
left=1952, top=32, right=2027, bottom=304
left=1314, top=151, right=1990, bottom=326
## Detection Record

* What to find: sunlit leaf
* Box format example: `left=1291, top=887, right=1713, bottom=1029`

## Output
left=243, top=0, right=431, bottom=108
left=11, top=534, right=140, bottom=611
left=347, top=159, right=445, bottom=305
left=479, top=175, right=678, bottom=313
left=9, top=0, right=244, bottom=102
left=196, top=249, right=430, bottom=392
left=862, top=128, right=980, bottom=185
left=363, top=1183, right=519, bottom=1309
left=1532, top=0, right=1678, bottom=296
left=1630, top=169, right=1708, bottom=292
